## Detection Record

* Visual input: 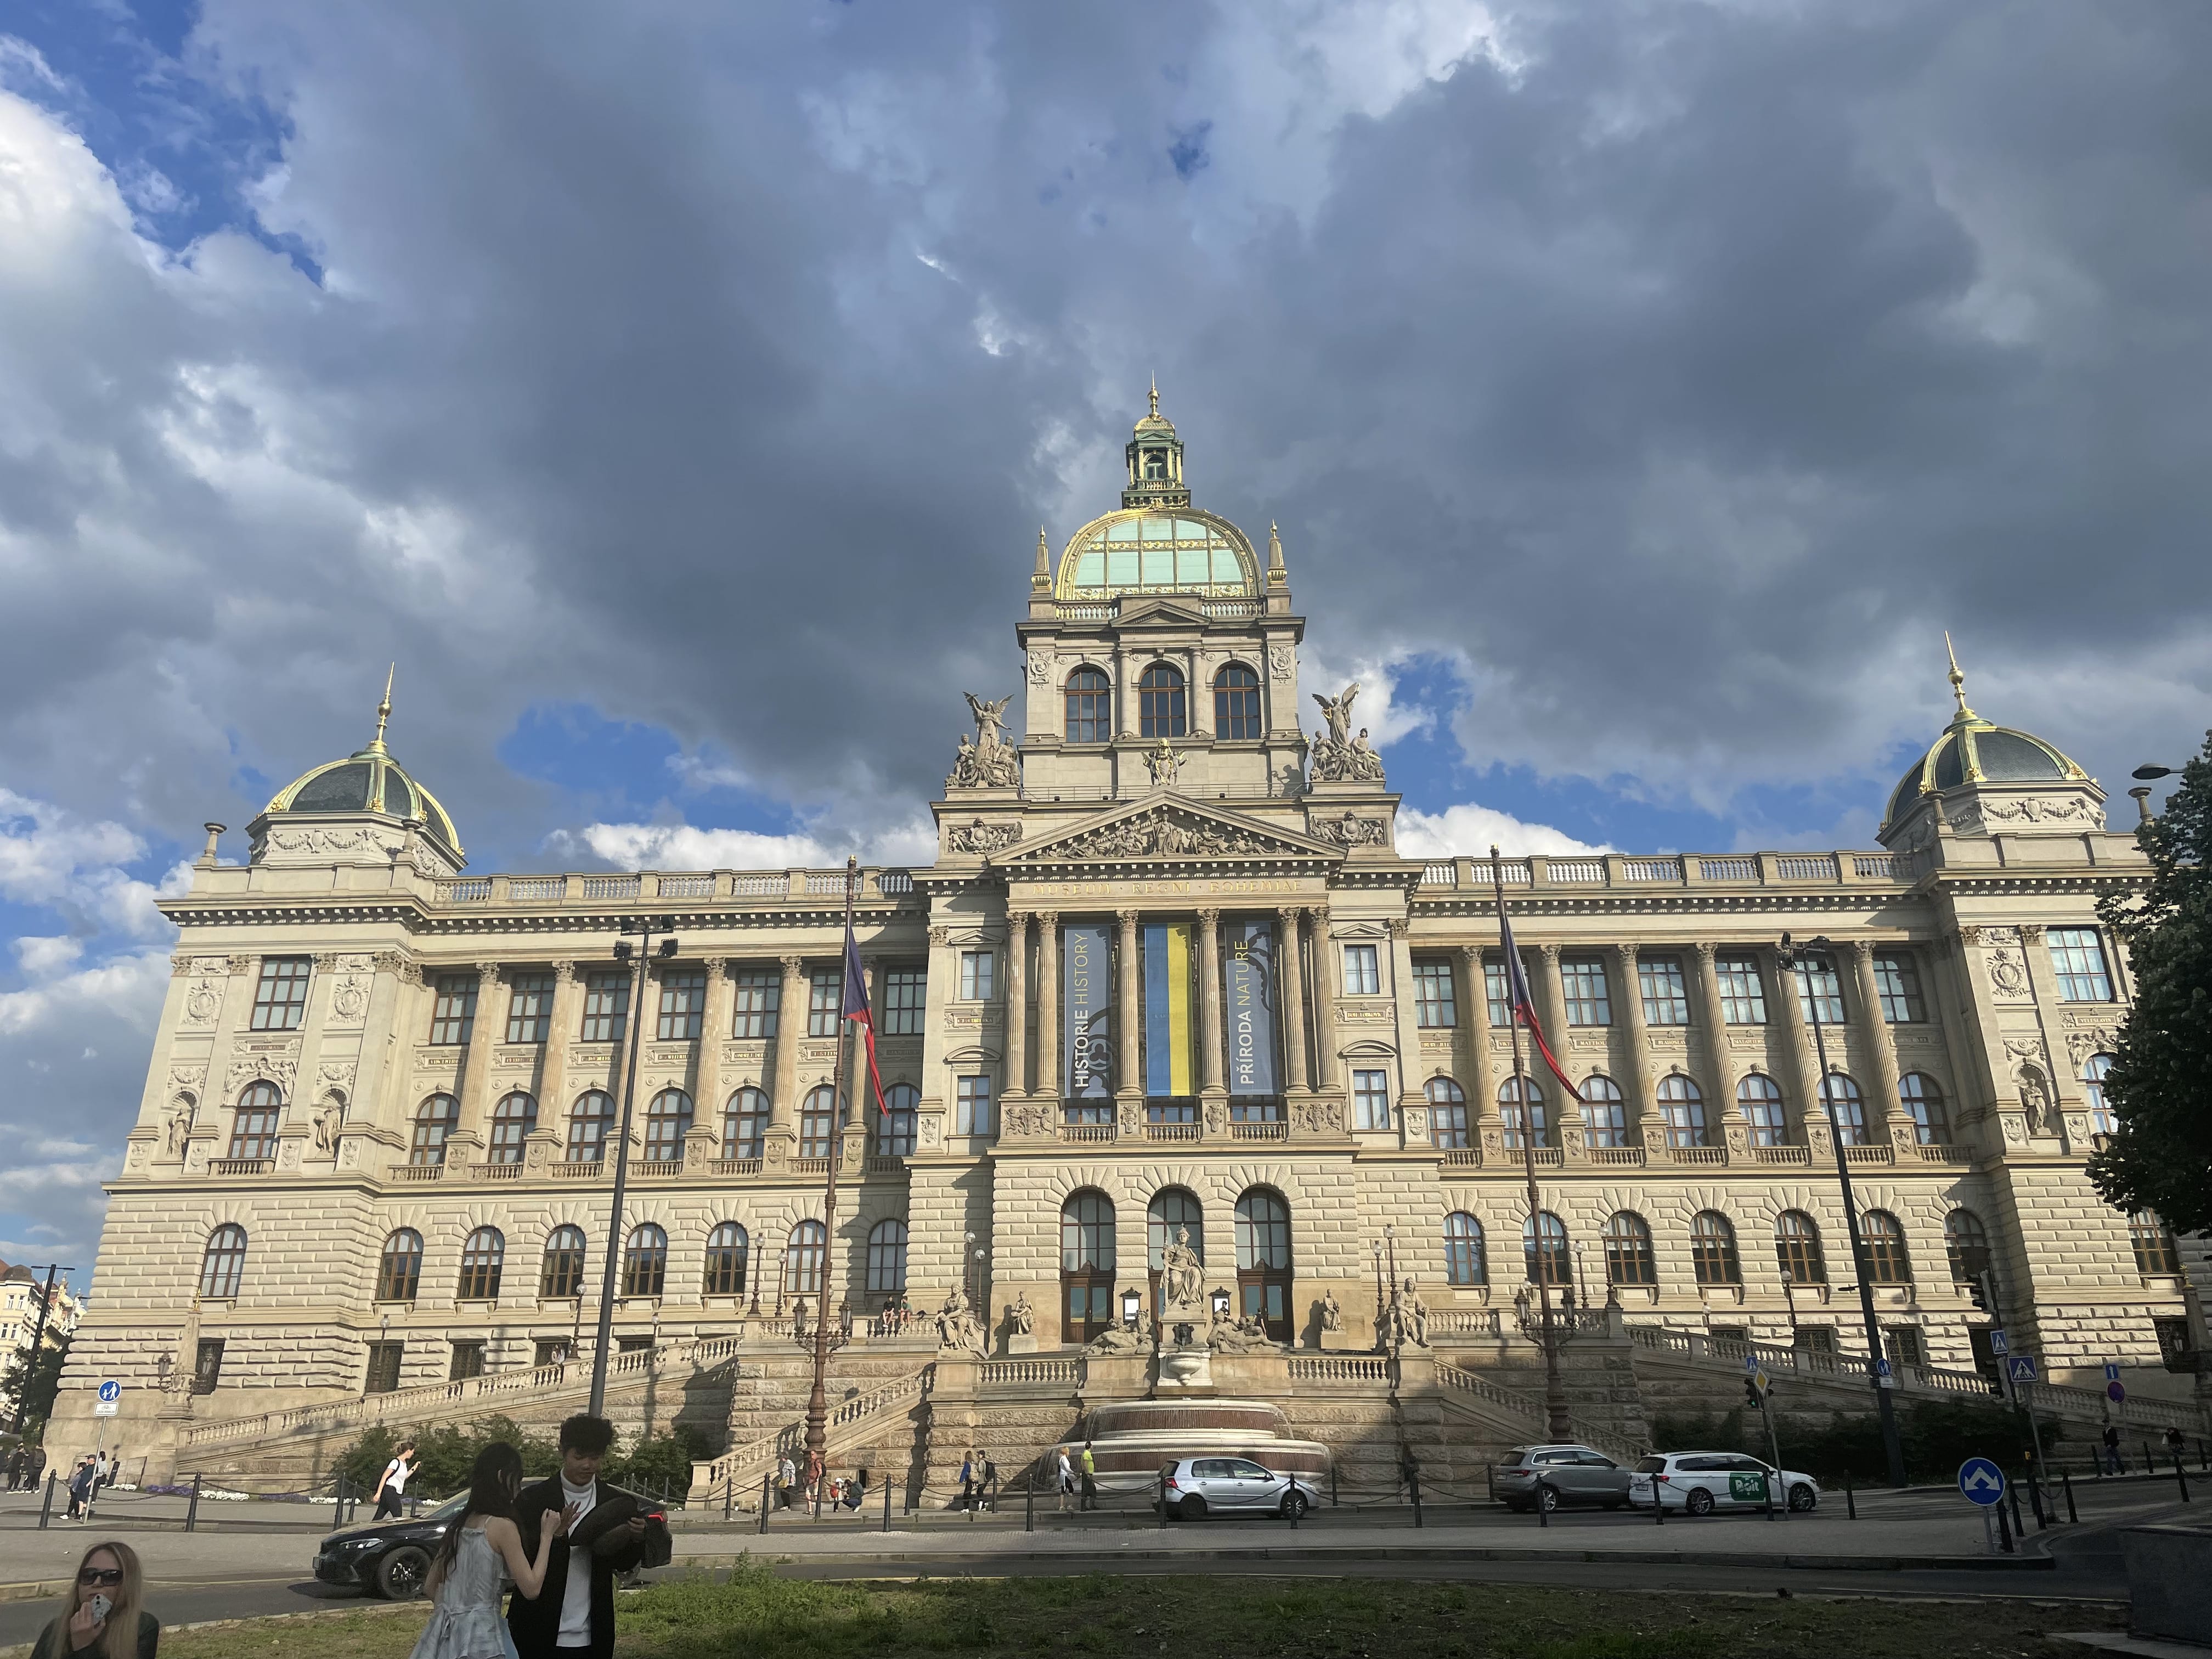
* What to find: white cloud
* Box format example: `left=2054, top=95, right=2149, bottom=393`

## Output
left=553, top=817, right=940, bottom=874
left=1296, top=649, right=1438, bottom=749
left=13, top=934, right=83, bottom=977
left=1396, top=803, right=1609, bottom=860
left=0, top=789, right=182, bottom=942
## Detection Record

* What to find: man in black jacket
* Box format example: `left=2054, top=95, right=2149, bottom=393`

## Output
left=506, top=1415, right=647, bottom=1659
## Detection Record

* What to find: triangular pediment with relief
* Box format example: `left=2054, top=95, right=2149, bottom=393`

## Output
left=1110, top=594, right=1209, bottom=628
left=1004, top=795, right=1340, bottom=866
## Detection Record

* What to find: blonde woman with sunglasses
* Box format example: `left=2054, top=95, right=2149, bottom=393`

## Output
left=32, top=1541, right=157, bottom=1659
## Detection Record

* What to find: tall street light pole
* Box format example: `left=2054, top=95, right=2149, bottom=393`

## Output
left=588, top=916, right=678, bottom=1417
left=1781, top=932, right=1906, bottom=1487
left=802, top=858, right=864, bottom=1492
left=8, top=1263, right=71, bottom=1436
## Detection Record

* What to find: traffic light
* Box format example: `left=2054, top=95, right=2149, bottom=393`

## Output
left=1969, top=1271, right=1991, bottom=1312
left=1744, top=1378, right=1765, bottom=1410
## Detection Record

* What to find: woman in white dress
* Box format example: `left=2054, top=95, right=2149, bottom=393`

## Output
left=410, top=1444, right=577, bottom=1659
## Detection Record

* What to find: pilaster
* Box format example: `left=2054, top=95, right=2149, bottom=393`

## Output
left=1115, top=910, right=1142, bottom=1108
left=1036, top=912, right=1061, bottom=1109
left=1277, top=907, right=1310, bottom=1094
left=1005, top=912, right=1030, bottom=1100
left=1609, top=944, right=1656, bottom=1137
left=1843, top=940, right=1903, bottom=1141
left=1195, top=909, right=1226, bottom=1103
left=770, top=954, right=806, bottom=1133
left=1456, top=946, right=1499, bottom=1131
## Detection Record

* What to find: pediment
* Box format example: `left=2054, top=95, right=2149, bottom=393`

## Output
left=1111, top=594, right=1209, bottom=628
left=1003, top=796, right=1340, bottom=865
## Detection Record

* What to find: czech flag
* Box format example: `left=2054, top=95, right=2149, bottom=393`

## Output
left=1492, top=873, right=1581, bottom=1101
left=843, top=920, right=888, bottom=1115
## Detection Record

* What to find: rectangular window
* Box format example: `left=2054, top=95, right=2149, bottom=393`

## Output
left=533, top=1339, right=572, bottom=1368
left=807, top=968, right=842, bottom=1037
left=1484, top=956, right=1512, bottom=1026
left=1638, top=956, right=1690, bottom=1026
left=2047, top=928, right=2114, bottom=1002
left=1883, top=1327, right=1925, bottom=1370
left=1795, top=959, right=1846, bottom=1025
left=731, top=968, right=779, bottom=1039
left=1412, top=960, right=1457, bottom=1028
left=448, top=1341, right=486, bottom=1382
left=1342, top=944, right=1381, bottom=997
left=1716, top=955, right=1767, bottom=1024
left=579, top=971, right=630, bottom=1043
left=363, top=1342, right=402, bottom=1395
left=505, top=972, right=554, bottom=1044
left=956, top=1074, right=994, bottom=1136
left=881, top=967, right=927, bottom=1036
left=958, top=950, right=995, bottom=1002
left=1870, top=951, right=1924, bottom=1022
left=1561, top=957, right=1611, bottom=1026
left=656, top=968, right=706, bottom=1041
left=249, top=957, right=311, bottom=1032
left=428, top=973, right=479, bottom=1045
left=1352, top=1068, right=1392, bottom=1131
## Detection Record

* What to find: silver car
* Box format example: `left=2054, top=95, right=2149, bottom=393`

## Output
left=1159, top=1457, right=1321, bottom=1520
left=1492, top=1444, right=1633, bottom=1513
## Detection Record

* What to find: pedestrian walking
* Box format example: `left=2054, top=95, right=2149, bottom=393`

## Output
left=1079, top=1442, right=1098, bottom=1512
left=981, top=1456, right=998, bottom=1514
left=2102, top=1424, right=2124, bottom=1475
left=30, top=1540, right=159, bottom=1659
left=27, top=1446, right=47, bottom=1490
left=64, top=1459, right=95, bottom=1522
left=373, top=1441, right=419, bottom=1520
left=958, top=1451, right=974, bottom=1519
left=1055, top=1447, right=1074, bottom=1514
left=2165, top=1426, right=2186, bottom=1466
left=4, top=1445, right=22, bottom=1492
left=776, top=1456, right=796, bottom=1509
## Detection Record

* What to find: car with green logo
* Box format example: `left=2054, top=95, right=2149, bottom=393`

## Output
left=1627, top=1451, right=1820, bottom=1514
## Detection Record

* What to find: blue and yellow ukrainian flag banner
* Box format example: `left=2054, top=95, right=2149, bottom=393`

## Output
left=1143, top=922, right=1195, bottom=1097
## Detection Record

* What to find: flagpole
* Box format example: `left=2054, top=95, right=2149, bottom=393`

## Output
left=802, top=855, right=859, bottom=1496
left=1492, top=845, right=1572, bottom=1443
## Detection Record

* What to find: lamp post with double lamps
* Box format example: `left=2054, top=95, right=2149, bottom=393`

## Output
left=588, top=916, right=679, bottom=1417
left=1778, top=932, right=1906, bottom=1487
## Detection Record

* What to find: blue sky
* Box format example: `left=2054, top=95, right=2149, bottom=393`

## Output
left=3, top=0, right=2210, bottom=1270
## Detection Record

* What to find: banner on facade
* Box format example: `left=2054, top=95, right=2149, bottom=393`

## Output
left=1224, top=917, right=1279, bottom=1096
left=1062, top=923, right=1113, bottom=1098
left=1143, top=922, right=1196, bottom=1097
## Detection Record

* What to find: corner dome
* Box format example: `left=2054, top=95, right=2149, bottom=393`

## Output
left=262, top=672, right=462, bottom=855
left=1880, top=642, right=2087, bottom=833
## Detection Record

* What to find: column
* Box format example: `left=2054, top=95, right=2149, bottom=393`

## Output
left=1196, top=909, right=1226, bottom=1101
left=1688, top=944, right=1743, bottom=1131
left=1004, top=912, right=1030, bottom=1101
left=696, top=960, right=734, bottom=1124
left=1457, top=946, right=1499, bottom=1128
left=1765, top=946, right=1822, bottom=1143
left=1536, top=944, right=1584, bottom=1149
left=543, top=961, right=585, bottom=1116
left=1312, top=909, right=1345, bottom=1094
left=1845, top=940, right=1903, bottom=1141
left=1609, top=944, right=1656, bottom=1139
left=1276, top=908, right=1310, bottom=1093
left=2016, top=926, right=2085, bottom=1120
left=1035, top=912, right=1061, bottom=1108
left=452, top=962, right=505, bottom=1156
left=1115, top=910, right=1142, bottom=1106
left=770, top=953, right=805, bottom=1131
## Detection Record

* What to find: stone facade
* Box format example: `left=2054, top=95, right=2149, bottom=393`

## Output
left=49, top=399, right=2208, bottom=1482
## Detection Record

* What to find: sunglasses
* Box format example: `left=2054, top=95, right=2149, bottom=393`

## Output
left=78, top=1569, right=124, bottom=1587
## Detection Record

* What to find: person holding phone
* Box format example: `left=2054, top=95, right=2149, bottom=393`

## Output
left=410, top=1443, right=574, bottom=1659
left=31, top=1541, right=157, bottom=1659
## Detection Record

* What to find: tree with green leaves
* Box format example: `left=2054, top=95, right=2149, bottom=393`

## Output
left=2, top=1331, right=70, bottom=1434
left=2091, top=728, right=2212, bottom=1237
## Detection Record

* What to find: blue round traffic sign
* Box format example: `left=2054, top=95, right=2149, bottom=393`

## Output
left=2107, top=1380, right=2126, bottom=1404
left=1957, top=1457, right=2006, bottom=1506
left=96, top=1380, right=121, bottom=1403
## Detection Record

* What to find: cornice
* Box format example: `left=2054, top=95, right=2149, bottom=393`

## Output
left=168, top=900, right=925, bottom=935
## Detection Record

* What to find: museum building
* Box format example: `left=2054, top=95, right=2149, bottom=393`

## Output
left=48, top=395, right=2208, bottom=1486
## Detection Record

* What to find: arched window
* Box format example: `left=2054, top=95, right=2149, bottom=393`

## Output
left=1689, top=1211, right=1741, bottom=1285
left=1061, top=1191, right=1116, bottom=1344
left=1659, top=1075, right=1707, bottom=1149
left=1898, top=1074, right=1949, bottom=1145
left=723, top=1088, right=768, bottom=1161
left=1602, top=1212, right=1656, bottom=1286
left=2130, top=1211, right=2180, bottom=1276
left=1499, top=1076, right=1548, bottom=1149
left=2083, top=1053, right=2117, bottom=1136
left=1580, top=1076, right=1626, bottom=1148
left=1944, top=1210, right=1990, bottom=1285
left=1444, top=1212, right=1486, bottom=1286
left=1426, top=1077, right=1470, bottom=1150
left=878, top=1084, right=918, bottom=1158
left=410, top=1093, right=458, bottom=1166
left=1737, top=1074, right=1786, bottom=1148
left=1065, top=666, right=1111, bottom=743
left=1147, top=1188, right=1205, bottom=1321
left=704, top=1223, right=749, bottom=1296
left=199, top=1224, right=247, bottom=1300
left=458, top=1227, right=505, bottom=1300
left=785, top=1220, right=826, bottom=1297
left=1860, top=1211, right=1910, bottom=1284
left=1234, top=1189, right=1293, bottom=1340
left=623, top=1223, right=669, bottom=1297
left=866, top=1220, right=909, bottom=1296
left=228, top=1081, right=283, bottom=1162
left=1212, top=664, right=1261, bottom=740
left=800, top=1087, right=838, bottom=1161
left=488, top=1092, right=538, bottom=1165
left=1820, top=1073, right=1866, bottom=1146
left=1138, top=663, right=1187, bottom=737
left=1775, top=1211, right=1825, bottom=1285
left=1523, top=1211, right=1570, bottom=1285
left=644, top=1089, right=693, bottom=1163
left=376, top=1229, right=423, bottom=1301
left=567, top=1091, right=614, bottom=1164
left=541, top=1226, right=586, bottom=1299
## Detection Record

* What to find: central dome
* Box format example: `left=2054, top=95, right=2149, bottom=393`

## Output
left=1056, top=507, right=1259, bottom=600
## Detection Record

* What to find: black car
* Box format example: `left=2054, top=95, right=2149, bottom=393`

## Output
left=313, top=1492, right=465, bottom=1599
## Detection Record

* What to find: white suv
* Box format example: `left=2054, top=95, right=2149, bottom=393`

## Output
left=1159, top=1457, right=1321, bottom=1520
left=1629, top=1451, right=1820, bottom=1514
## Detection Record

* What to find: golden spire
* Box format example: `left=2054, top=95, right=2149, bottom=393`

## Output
left=1148, top=374, right=1159, bottom=419
left=369, top=663, right=395, bottom=754
left=1943, top=631, right=1975, bottom=720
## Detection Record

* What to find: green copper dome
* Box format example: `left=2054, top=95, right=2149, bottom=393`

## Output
left=1880, top=642, right=2087, bottom=832
left=262, top=671, right=462, bottom=854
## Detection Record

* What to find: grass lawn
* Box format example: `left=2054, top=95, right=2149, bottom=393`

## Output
left=155, top=1567, right=2126, bottom=1659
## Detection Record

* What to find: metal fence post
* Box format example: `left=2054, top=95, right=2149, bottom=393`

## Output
left=1330, top=1464, right=1339, bottom=1508
left=883, top=1474, right=893, bottom=1534
left=1410, top=1469, right=1423, bottom=1530
left=1996, top=1494, right=2015, bottom=1554
left=38, top=1471, right=55, bottom=1529
left=1158, top=1470, right=1169, bottom=1528
left=2176, top=1449, right=2193, bottom=1503
left=185, top=1472, right=202, bottom=1533
left=332, top=1473, right=347, bottom=1531
left=723, top=1473, right=732, bottom=1522
left=2008, top=1480, right=2026, bottom=1543
left=2062, top=1469, right=2078, bottom=1523
left=758, top=1472, right=771, bottom=1534
left=1025, top=1477, right=1035, bottom=1533
left=1843, top=1466, right=1855, bottom=1520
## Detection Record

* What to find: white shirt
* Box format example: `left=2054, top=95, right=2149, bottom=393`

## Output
left=382, top=1457, right=410, bottom=1495
left=556, top=1477, right=598, bottom=1648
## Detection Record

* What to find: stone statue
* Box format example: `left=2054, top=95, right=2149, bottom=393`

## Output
left=1090, top=1308, right=1152, bottom=1353
left=1210, top=1313, right=1276, bottom=1352
left=1402, top=1278, right=1429, bottom=1347
left=1143, top=738, right=1179, bottom=788
left=965, top=691, right=1014, bottom=751
left=311, top=1102, right=341, bottom=1154
left=1320, top=1290, right=1343, bottom=1333
left=1159, top=1226, right=1204, bottom=1312
left=2019, top=1066, right=2058, bottom=1137
left=935, top=1286, right=988, bottom=1356
left=1009, top=1292, right=1036, bottom=1337
left=165, top=1101, right=193, bottom=1156
left=1308, top=685, right=1386, bottom=786
left=1313, top=682, right=1358, bottom=748
left=949, top=693, right=1023, bottom=790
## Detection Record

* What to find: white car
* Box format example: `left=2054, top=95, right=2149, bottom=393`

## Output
left=1159, top=1457, right=1321, bottom=1520
left=1628, top=1451, right=1820, bottom=1514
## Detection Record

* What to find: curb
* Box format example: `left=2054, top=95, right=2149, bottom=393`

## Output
left=663, top=1545, right=2055, bottom=1573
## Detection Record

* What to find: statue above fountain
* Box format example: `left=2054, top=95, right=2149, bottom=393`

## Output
left=1153, top=1226, right=1217, bottom=1392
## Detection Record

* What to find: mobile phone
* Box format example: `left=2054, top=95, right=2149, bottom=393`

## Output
left=88, top=1594, right=111, bottom=1622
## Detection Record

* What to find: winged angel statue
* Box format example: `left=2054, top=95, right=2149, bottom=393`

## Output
left=949, top=691, right=1021, bottom=789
